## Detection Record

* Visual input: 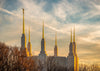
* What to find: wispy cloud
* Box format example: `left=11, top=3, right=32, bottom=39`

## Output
left=0, top=0, right=6, bottom=8
left=0, top=0, right=100, bottom=64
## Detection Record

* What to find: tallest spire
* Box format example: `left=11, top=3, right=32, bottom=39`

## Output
left=22, top=9, right=25, bottom=34
left=73, top=25, right=75, bottom=42
left=55, top=32, right=57, bottom=46
left=42, top=21, right=44, bottom=39
left=70, top=28, right=72, bottom=42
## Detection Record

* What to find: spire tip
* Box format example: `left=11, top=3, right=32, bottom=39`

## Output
left=71, top=28, right=72, bottom=42
left=42, top=21, right=44, bottom=39
left=55, top=32, right=57, bottom=46
left=73, top=25, right=75, bottom=42
left=22, top=8, right=25, bottom=34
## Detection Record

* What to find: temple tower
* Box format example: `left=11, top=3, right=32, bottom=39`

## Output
left=73, top=26, right=79, bottom=71
left=39, top=21, right=47, bottom=71
left=67, top=28, right=76, bottom=71
left=27, top=27, right=32, bottom=56
left=21, top=9, right=26, bottom=50
left=73, top=26, right=77, bottom=56
left=54, top=32, right=58, bottom=56
left=68, top=29, right=74, bottom=56
left=39, top=21, right=46, bottom=55
left=21, top=9, right=28, bottom=57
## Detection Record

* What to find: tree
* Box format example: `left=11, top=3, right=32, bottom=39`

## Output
left=0, top=42, right=38, bottom=71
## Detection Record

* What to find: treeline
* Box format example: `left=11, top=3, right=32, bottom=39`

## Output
left=0, top=42, right=38, bottom=71
left=0, top=42, right=100, bottom=71
left=79, top=64, right=100, bottom=71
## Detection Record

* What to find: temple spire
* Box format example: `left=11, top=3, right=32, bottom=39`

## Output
left=73, top=25, right=75, bottom=42
left=22, top=9, right=25, bottom=34
left=29, top=27, right=30, bottom=42
left=54, top=31, right=58, bottom=56
left=42, top=21, right=44, bottom=39
left=55, top=32, right=57, bottom=46
left=70, top=28, right=72, bottom=42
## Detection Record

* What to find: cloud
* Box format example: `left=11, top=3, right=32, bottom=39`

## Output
left=0, top=8, right=21, bottom=17
left=0, top=0, right=6, bottom=8
left=52, top=0, right=79, bottom=21
left=0, top=0, right=100, bottom=64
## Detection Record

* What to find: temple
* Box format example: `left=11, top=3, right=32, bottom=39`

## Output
left=20, top=9, right=79, bottom=71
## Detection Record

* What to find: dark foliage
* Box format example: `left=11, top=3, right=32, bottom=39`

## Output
left=79, top=64, right=100, bottom=71
left=0, top=42, right=38, bottom=71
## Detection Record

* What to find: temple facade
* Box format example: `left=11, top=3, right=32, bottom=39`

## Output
left=20, top=9, right=79, bottom=71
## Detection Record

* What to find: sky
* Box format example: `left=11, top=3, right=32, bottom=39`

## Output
left=0, top=0, right=100, bottom=65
